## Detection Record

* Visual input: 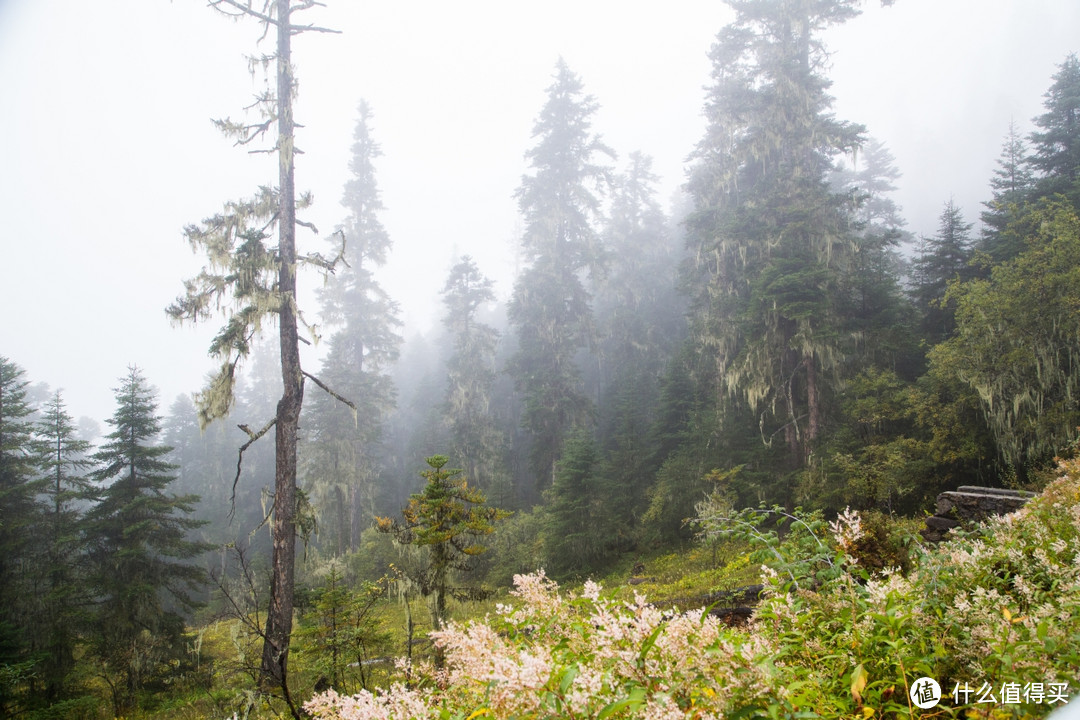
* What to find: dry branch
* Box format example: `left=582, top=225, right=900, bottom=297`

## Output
left=231, top=417, right=277, bottom=520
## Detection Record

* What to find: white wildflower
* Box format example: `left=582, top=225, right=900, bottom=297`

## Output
left=582, top=579, right=602, bottom=601
left=829, top=506, right=863, bottom=551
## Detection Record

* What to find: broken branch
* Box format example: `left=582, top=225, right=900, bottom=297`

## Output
left=230, top=417, right=277, bottom=520
left=302, top=370, right=357, bottom=415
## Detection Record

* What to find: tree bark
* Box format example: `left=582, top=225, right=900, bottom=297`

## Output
left=261, top=0, right=303, bottom=691
left=806, top=350, right=820, bottom=448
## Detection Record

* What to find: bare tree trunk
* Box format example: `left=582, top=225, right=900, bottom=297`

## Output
left=336, top=483, right=347, bottom=557
left=350, top=481, right=360, bottom=552
left=261, top=0, right=302, bottom=694
left=805, top=350, right=820, bottom=448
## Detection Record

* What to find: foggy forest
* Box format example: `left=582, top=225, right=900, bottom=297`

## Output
left=3, top=0, right=1080, bottom=718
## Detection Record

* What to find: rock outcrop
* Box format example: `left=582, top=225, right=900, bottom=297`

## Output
left=921, top=485, right=1036, bottom=542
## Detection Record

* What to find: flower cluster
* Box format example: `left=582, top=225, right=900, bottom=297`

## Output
left=304, top=685, right=432, bottom=720
left=306, top=460, right=1080, bottom=719
left=756, top=461, right=1080, bottom=715
left=828, top=505, right=863, bottom=554
left=307, top=570, right=777, bottom=719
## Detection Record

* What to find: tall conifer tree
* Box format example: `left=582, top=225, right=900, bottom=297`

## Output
left=167, top=2, right=341, bottom=696
left=684, top=0, right=866, bottom=470
left=1029, top=54, right=1080, bottom=203
left=911, top=199, right=974, bottom=345
left=84, top=368, right=207, bottom=712
left=307, top=102, right=401, bottom=554
left=508, top=59, right=613, bottom=487
left=594, top=153, right=682, bottom=525
left=830, top=138, right=917, bottom=374
left=440, top=256, right=508, bottom=503
left=0, top=357, right=44, bottom=713
left=980, top=122, right=1035, bottom=265
left=543, top=429, right=611, bottom=577
left=34, top=390, right=92, bottom=701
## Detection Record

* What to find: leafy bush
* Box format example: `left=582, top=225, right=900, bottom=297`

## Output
left=306, top=572, right=778, bottom=719
left=305, top=458, right=1080, bottom=718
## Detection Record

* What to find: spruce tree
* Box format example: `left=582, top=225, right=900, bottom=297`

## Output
left=595, top=152, right=681, bottom=392
left=684, top=0, right=865, bottom=471
left=931, top=199, right=1080, bottom=479
left=830, top=138, right=918, bottom=376
left=376, top=455, right=507, bottom=665
left=979, top=122, right=1035, bottom=265
left=1029, top=54, right=1080, bottom=203
left=911, top=199, right=974, bottom=345
left=306, top=101, right=401, bottom=555
left=440, top=256, right=509, bottom=504
left=84, top=367, right=207, bottom=712
left=593, top=153, right=683, bottom=528
left=508, top=59, right=613, bottom=488
left=542, top=429, right=611, bottom=577
left=34, top=390, right=92, bottom=701
left=0, top=357, right=44, bottom=713
left=163, top=393, right=252, bottom=549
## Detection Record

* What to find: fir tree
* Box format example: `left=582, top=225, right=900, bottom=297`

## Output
left=167, top=1, right=342, bottom=695
left=980, top=122, right=1035, bottom=265
left=593, top=153, right=683, bottom=529
left=911, top=199, right=974, bottom=345
left=34, top=390, right=92, bottom=701
left=542, top=430, right=612, bottom=577
left=931, top=199, right=1080, bottom=479
left=306, top=101, right=401, bottom=555
left=684, top=0, right=866, bottom=470
left=595, top=152, right=682, bottom=392
left=376, top=455, right=507, bottom=664
left=1029, top=53, right=1080, bottom=203
left=508, top=59, right=613, bottom=488
left=0, top=357, right=44, bottom=714
left=831, top=138, right=919, bottom=376
left=84, top=367, right=207, bottom=712
left=441, top=256, right=509, bottom=504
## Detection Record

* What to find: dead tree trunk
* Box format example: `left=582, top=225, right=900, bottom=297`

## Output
left=261, top=0, right=302, bottom=691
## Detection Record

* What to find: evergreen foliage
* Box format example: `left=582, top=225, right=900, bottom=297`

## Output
left=163, top=394, right=250, bottom=547
left=440, top=257, right=509, bottom=505
left=0, top=357, right=45, bottom=714
left=83, top=367, right=208, bottom=712
left=932, top=199, right=1080, bottom=479
left=594, top=152, right=682, bottom=394
left=830, top=139, right=920, bottom=376
left=376, top=456, right=507, bottom=639
left=508, top=59, right=613, bottom=488
left=33, top=390, right=92, bottom=702
left=542, top=430, right=610, bottom=577
left=168, top=1, right=342, bottom=697
left=306, top=101, right=401, bottom=555
left=19, top=15, right=1080, bottom=720
left=979, top=122, right=1035, bottom=265
left=591, top=154, right=685, bottom=530
left=683, top=0, right=865, bottom=470
left=910, top=199, right=975, bottom=345
left=295, top=567, right=390, bottom=694
left=1028, top=53, right=1080, bottom=203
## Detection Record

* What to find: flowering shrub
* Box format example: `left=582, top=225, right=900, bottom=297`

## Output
left=306, top=569, right=779, bottom=719
left=752, top=461, right=1080, bottom=717
left=306, top=460, right=1080, bottom=719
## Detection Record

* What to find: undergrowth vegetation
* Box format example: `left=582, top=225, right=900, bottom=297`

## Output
left=304, top=458, right=1080, bottom=719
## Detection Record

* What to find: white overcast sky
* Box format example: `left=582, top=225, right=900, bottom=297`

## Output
left=0, top=0, right=1077, bottom=426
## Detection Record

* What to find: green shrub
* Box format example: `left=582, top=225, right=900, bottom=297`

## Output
left=305, top=459, right=1080, bottom=719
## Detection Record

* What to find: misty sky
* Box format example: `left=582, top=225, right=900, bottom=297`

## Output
left=0, top=0, right=1077, bottom=427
